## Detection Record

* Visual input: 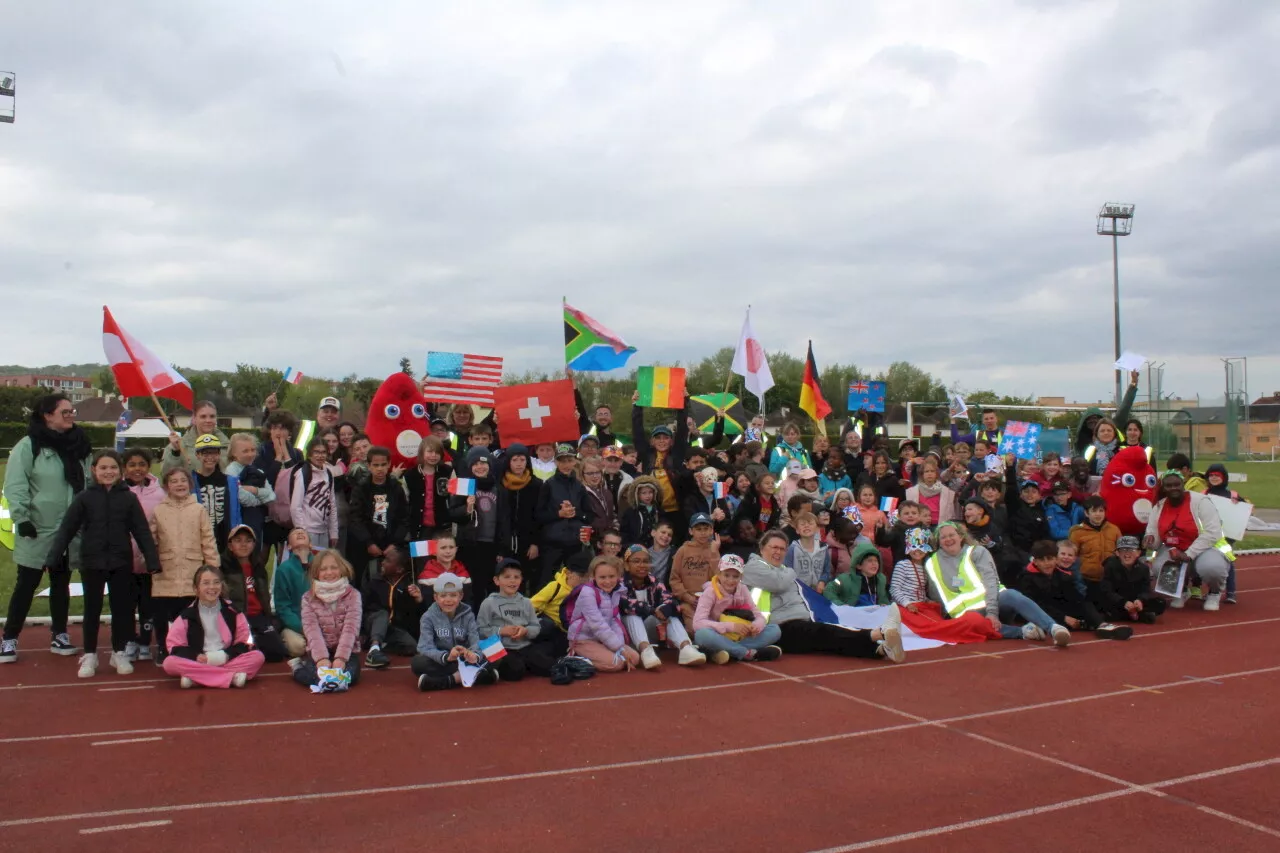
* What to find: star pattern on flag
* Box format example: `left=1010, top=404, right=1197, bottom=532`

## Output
left=998, top=421, right=1042, bottom=459
left=847, top=380, right=885, bottom=413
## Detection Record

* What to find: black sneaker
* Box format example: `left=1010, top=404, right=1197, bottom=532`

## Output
left=418, top=674, right=454, bottom=692
left=0, top=638, right=17, bottom=663
left=1094, top=623, right=1133, bottom=641
left=366, top=647, right=390, bottom=669
left=50, top=633, right=77, bottom=656
left=755, top=645, right=783, bottom=662
left=1138, top=611, right=1158, bottom=624
left=475, top=667, right=499, bottom=686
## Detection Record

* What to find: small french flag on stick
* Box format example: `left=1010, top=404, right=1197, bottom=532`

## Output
left=879, top=497, right=899, bottom=514
left=282, top=367, right=304, bottom=385
left=448, top=478, right=477, bottom=496
left=713, top=481, right=728, bottom=499
left=409, top=540, right=436, bottom=559
left=479, top=634, right=507, bottom=661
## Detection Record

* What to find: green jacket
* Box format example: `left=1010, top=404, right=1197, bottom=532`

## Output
left=823, top=543, right=890, bottom=606
left=3, top=436, right=91, bottom=569
left=272, top=553, right=311, bottom=634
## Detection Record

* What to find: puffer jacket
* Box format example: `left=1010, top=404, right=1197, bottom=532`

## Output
left=300, top=583, right=362, bottom=662
left=149, top=495, right=219, bottom=598
left=128, top=475, right=166, bottom=573
left=45, top=482, right=159, bottom=574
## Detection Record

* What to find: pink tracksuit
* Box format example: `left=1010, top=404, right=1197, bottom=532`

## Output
left=162, top=601, right=265, bottom=688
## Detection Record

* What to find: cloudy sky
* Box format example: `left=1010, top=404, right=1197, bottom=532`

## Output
left=1, top=1, right=1276, bottom=405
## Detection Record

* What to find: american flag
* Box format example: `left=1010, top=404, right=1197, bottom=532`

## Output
left=422, top=352, right=504, bottom=406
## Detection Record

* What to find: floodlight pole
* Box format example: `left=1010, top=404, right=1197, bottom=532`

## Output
left=1097, top=203, right=1135, bottom=405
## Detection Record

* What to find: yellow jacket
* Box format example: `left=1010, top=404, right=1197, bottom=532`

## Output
left=531, top=568, right=574, bottom=630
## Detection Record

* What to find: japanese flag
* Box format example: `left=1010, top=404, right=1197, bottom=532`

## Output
left=730, top=307, right=774, bottom=407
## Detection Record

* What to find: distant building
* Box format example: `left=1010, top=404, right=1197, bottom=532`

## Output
left=1, top=374, right=94, bottom=403
left=1172, top=405, right=1280, bottom=458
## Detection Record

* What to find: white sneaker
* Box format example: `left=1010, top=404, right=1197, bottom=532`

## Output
left=1203, top=593, right=1221, bottom=612
left=640, top=646, right=662, bottom=670
left=880, top=627, right=906, bottom=663
left=1021, top=623, right=1046, bottom=641
left=124, top=641, right=140, bottom=661
left=111, top=652, right=134, bottom=675
left=231, top=672, right=248, bottom=688
left=287, top=657, right=303, bottom=672
left=1050, top=624, right=1071, bottom=647
left=136, top=645, right=152, bottom=661
left=1170, top=592, right=1189, bottom=609
left=677, top=644, right=706, bottom=666
left=180, top=676, right=194, bottom=689
left=77, top=653, right=98, bottom=678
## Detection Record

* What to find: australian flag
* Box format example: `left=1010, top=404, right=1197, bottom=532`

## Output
left=847, top=380, right=886, bottom=414
left=997, top=421, right=1042, bottom=460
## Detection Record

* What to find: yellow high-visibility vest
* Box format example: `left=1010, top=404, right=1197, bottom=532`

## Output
left=587, top=425, right=622, bottom=448
left=923, top=547, right=990, bottom=617
left=750, top=587, right=771, bottom=622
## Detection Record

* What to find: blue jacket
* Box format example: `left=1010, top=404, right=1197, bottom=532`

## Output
left=768, top=442, right=812, bottom=476
left=1044, top=499, right=1084, bottom=541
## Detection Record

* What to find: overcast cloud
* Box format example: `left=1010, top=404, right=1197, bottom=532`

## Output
left=1, top=0, right=1276, bottom=404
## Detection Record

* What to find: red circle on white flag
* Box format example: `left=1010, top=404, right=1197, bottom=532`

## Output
left=746, top=339, right=765, bottom=372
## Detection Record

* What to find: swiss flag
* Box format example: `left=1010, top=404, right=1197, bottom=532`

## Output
left=102, top=307, right=194, bottom=410
left=493, top=379, right=579, bottom=447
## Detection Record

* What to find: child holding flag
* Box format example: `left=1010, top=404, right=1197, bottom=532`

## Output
left=416, top=532, right=470, bottom=586
left=477, top=559, right=555, bottom=680
left=768, top=423, right=812, bottom=477
left=449, top=448, right=500, bottom=607
left=362, top=546, right=424, bottom=669
left=413, top=572, right=496, bottom=691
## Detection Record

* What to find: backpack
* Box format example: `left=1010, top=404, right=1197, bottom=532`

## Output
left=559, top=583, right=603, bottom=630
left=270, top=464, right=332, bottom=527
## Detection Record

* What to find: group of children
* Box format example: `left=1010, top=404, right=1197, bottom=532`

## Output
left=0, top=384, right=1241, bottom=689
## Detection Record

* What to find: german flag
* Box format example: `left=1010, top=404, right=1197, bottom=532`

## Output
left=799, top=340, right=832, bottom=435
left=636, top=366, right=686, bottom=409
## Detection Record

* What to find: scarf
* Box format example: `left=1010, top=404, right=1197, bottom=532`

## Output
left=502, top=469, right=532, bottom=491
left=28, top=422, right=91, bottom=494
left=915, top=480, right=943, bottom=498
left=313, top=578, right=350, bottom=604
left=822, top=462, right=847, bottom=480
left=1094, top=438, right=1118, bottom=471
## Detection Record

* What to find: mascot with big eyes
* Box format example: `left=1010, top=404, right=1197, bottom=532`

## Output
left=364, top=373, right=431, bottom=470
left=1097, top=445, right=1158, bottom=538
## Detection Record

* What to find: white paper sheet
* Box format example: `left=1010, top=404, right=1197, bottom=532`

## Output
left=37, top=583, right=83, bottom=598
left=1113, top=351, right=1146, bottom=372
left=458, top=660, right=484, bottom=687
left=1206, top=494, right=1253, bottom=541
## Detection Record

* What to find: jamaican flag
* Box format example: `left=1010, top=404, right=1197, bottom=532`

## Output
left=690, top=393, right=748, bottom=436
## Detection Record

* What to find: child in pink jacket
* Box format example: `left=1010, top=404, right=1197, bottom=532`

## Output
left=162, top=565, right=265, bottom=689
left=691, top=554, right=783, bottom=664
left=124, top=447, right=165, bottom=661
left=566, top=556, right=640, bottom=673
left=293, top=549, right=363, bottom=689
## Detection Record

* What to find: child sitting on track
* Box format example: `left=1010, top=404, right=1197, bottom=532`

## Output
left=477, top=559, right=555, bottom=680
left=566, top=556, right=640, bottom=673
left=620, top=545, right=705, bottom=669
left=162, top=565, right=264, bottom=689
left=413, top=572, right=495, bottom=691
left=691, top=554, right=781, bottom=664
left=293, top=550, right=363, bottom=690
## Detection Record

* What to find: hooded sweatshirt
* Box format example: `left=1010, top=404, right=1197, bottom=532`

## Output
left=531, top=568, right=576, bottom=629
left=417, top=601, right=480, bottom=664
left=477, top=590, right=541, bottom=650
left=741, top=552, right=808, bottom=626
left=127, top=474, right=166, bottom=573
left=824, top=542, right=889, bottom=606
left=784, top=533, right=832, bottom=589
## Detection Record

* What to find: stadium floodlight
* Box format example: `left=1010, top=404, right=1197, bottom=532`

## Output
left=1097, top=202, right=1135, bottom=405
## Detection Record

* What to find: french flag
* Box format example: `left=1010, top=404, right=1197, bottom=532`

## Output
left=409, top=540, right=436, bottom=559
left=713, top=481, right=728, bottom=499
left=448, top=478, right=477, bottom=496
left=282, top=367, right=304, bottom=385
left=479, top=634, right=507, bottom=662
left=880, top=497, right=899, bottom=514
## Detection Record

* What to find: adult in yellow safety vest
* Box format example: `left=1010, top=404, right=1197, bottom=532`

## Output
left=926, top=522, right=1071, bottom=645
left=1143, top=472, right=1234, bottom=611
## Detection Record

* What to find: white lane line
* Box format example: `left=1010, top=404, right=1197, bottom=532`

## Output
left=1, top=671, right=294, bottom=692
left=90, top=737, right=163, bottom=747
left=97, top=686, right=155, bottom=693
left=807, top=757, right=1280, bottom=852
left=78, top=820, right=172, bottom=834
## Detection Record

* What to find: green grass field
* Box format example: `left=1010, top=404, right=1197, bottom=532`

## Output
left=3, top=459, right=1280, bottom=626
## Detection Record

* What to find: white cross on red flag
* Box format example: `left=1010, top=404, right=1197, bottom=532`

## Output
left=492, top=379, right=579, bottom=447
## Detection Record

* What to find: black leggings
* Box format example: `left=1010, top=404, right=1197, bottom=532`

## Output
left=150, top=596, right=192, bottom=654
left=134, top=574, right=153, bottom=645
left=81, top=569, right=137, bottom=655
left=3, top=565, right=71, bottom=641
left=778, top=619, right=881, bottom=659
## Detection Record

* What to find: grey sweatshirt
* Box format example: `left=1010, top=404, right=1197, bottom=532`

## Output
left=926, top=545, right=1001, bottom=618
left=476, top=591, right=542, bottom=650
left=416, top=602, right=481, bottom=664
left=741, top=553, right=809, bottom=625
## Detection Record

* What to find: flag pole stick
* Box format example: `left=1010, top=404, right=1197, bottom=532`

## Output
left=148, top=390, right=176, bottom=434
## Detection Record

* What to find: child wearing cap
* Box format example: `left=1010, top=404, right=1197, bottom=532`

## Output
left=620, top=545, right=705, bottom=667
left=1003, top=459, right=1050, bottom=576
left=784, top=511, right=832, bottom=593
left=530, top=551, right=590, bottom=658
left=630, top=392, right=691, bottom=535
left=413, top=571, right=494, bottom=690
left=477, top=559, right=556, bottom=680
left=1097, top=536, right=1166, bottom=623
left=669, top=514, right=720, bottom=632
left=191, top=433, right=241, bottom=552
left=1045, top=480, right=1084, bottom=540
left=534, top=443, right=594, bottom=587
left=1018, top=540, right=1132, bottom=640
left=577, top=433, right=601, bottom=459
left=566, top=556, right=641, bottom=673
left=290, top=438, right=338, bottom=551
left=293, top=550, right=364, bottom=689
left=692, top=554, right=782, bottom=664
left=824, top=543, right=890, bottom=606
left=220, top=524, right=288, bottom=662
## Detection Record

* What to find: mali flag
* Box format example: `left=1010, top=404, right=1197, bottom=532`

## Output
left=799, top=340, right=832, bottom=434
left=636, top=366, right=686, bottom=409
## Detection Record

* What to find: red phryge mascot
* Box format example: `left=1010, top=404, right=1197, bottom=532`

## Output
left=1097, top=445, right=1158, bottom=537
left=364, top=374, right=431, bottom=470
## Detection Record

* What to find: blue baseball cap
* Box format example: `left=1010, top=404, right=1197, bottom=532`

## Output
left=690, top=512, right=712, bottom=528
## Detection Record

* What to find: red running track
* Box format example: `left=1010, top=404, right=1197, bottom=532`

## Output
left=1, top=557, right=1279, bottom=852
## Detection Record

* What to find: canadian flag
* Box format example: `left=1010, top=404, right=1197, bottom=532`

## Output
left=102, top=307, right=194, bottom=410
left=492, top=379, right=579, bottom=447
left=730, top=307, right=774, bottom=406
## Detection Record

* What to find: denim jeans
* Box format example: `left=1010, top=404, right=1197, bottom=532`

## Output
left=693, top=625, right=783, bottom=660
left=997, top=588, right=1056, bottom=638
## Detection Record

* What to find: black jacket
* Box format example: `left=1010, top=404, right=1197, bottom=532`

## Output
left=856, top=469, right=906, bottom=502
left=348, top=476, right=410, bottom=551
left=680, top=490, right=732, bottom=536
left=732, top=491, right=780, bottom=534
left=1004, top=465, right=1049, bottom=554
left=220, top=551, right=273, bottom=617
left=495, top=477, right=543, bottom=558
left=46, top=482, right=159, bottom=573
left=362, top=572, right=426, bottom=638
left=403, top=463, right=454, bottom=537
left=169, top=599, right=251, bottom=661
left=620, top=504, right=660, bottom=548
left=631, top=404, right=690, bottom=482
left=535, top=471, right=594, bottom=547
left=1098, top=555, right=1156, bottom=614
